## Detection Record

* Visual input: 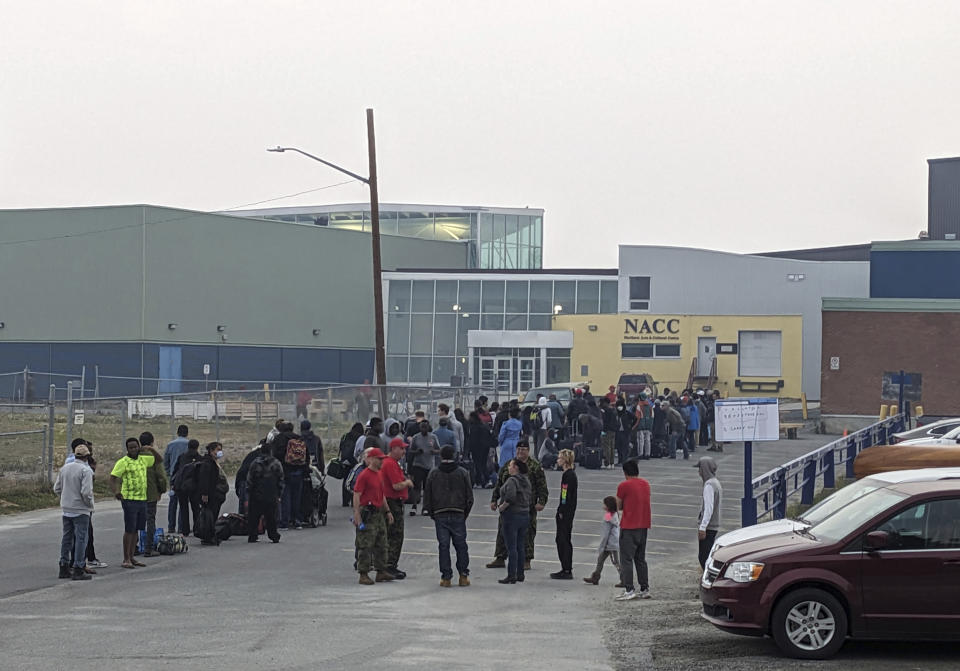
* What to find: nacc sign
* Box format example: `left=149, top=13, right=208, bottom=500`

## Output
left=623, top=317, right=680, bottom=336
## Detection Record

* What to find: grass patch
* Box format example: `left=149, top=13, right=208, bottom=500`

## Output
left=0, top=476, right=114, bottom=515
left=784, top=477, right=852, bottom=519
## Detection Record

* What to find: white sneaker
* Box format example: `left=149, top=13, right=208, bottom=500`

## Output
left=614, top=590, right=637, bottom=601
left=639, top=589, right=651, bottom=599
left=87, top=560, right=108, bottom=569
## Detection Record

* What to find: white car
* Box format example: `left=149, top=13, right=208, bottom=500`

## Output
left=891, top=417, right=960, bottom=444
left=896, top=424, right=960, bottom=446
left=701, top=467, right=960, bottom=587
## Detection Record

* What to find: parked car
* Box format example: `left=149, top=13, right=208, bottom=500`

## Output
left=701, top=467, right=960, bottom=659
left=897, top=424, right=960, bottom=446
left=890, top=417, right=960, bottom=444
left=521, top=382, right=589, bottom=405
left=615, top=373, right=658, bottom=399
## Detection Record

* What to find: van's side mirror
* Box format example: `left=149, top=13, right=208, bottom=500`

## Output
left=865, top=530, right=890, bottom=550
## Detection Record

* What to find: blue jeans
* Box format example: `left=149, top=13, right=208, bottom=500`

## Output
left=60, top=514, right=90, bottom=569
left=281, top=471, right=304, bottom=526
left=502, top=511, right=530, bottom=580
left=434, top=512, right=470, bottom=580
left=669, top=432, right=688, bottom=459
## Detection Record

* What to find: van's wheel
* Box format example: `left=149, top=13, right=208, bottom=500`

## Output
left=771, top=588, right=848, bottom=660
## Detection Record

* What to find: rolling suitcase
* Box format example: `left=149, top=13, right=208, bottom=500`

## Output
left=582, top=447, right=602, bottom=470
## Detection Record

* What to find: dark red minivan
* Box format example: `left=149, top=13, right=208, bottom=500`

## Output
left=700, top=468, right=960, bottom=659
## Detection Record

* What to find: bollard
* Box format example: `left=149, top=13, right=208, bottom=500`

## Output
left=878, top=405, right=889, bottom=421
left=800, top=459, right=817, bottom=505
left=915, top=404, right=924, bottom=418
left=846, top=437, right=857, bottom=479
left=824, top=447, right=835, bottom=489
left=65, top=381, right=74, bottom=453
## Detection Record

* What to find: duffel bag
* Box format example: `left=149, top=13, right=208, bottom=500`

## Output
left=326, top=458, right=350, bottom=480
left=156, top=533, right=188, bottom=555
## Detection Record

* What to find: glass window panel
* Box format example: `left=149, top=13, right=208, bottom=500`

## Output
left=528, top=314, right=551, bottom=330
left=505, top=281, right=529, bottom=313
left=327, top=211, right=364, bottom=232
left=481, top=314, right=504, bottom=330
left=386, top=313, right=410, bottom=355
left=547, top=348, right=570, bottom=357
left=398, top=212, right=435, bottom=239
left=529, top=281, right=553, bottom=313
left=433, top=314, right=456, bottom=355
left=533, top=247, right=542, bottom=269
left=546, top=358, right=570, bottom=384
left=389, top=280, right=411, bottom=313
left=481, top=280, right=505, bottom=312
left=516, top=246, right=529, bottom=269
left=629, top=276, right=651, bottom=300
left=386, top=356, right=408, bottom=383
left=374, top=211, right=398, bottom=235
left=457, top=280, right=481, bottom=313
left=480, top=243, right=492, bottom=269
left=518, top=216, right=531, bottom=245
left=600, top=280, right=618, bottom=313
left=409, top=357, right=431, bottom=383
left=505, top=314, right=528, bottom=330
left=434, top=213, right=472, bottom=242
left=432, top=357, right=455, bottom=384
left=493, top=214, right=506, bottom=243
left=479, top=213, right=494, bottom=243
left=410, top=315, right=433, bottom=355
left=505, top=245, right=517, bottom=269
left=435, top=281, right=458, bottom=313
left=622, top=343, right=654, bottom=358
left=655, top=344, right=681, bottom=358
left=534, top=217, right=542, bottom=246
left=576, top=280, right=600, bottom=314
left=553, top=280, right=576, bottom=315
left=411, top=280, right=434, bottom=312
left=456, top=313, right=479, bottom=356
left=505, top=215, right=519, bottom=244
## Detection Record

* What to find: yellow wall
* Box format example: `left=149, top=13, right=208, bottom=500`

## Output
left=553, top=313, right=803, bottom=398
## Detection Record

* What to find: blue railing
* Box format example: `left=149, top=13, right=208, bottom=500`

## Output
left=748, top=414, right=905, bottom=524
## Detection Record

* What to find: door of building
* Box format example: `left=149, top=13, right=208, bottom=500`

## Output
left=697, top=337, right=716, bottom=377
left=479, top=357, right=513, bottom=395
left=158, top=345, right=182, bottom=394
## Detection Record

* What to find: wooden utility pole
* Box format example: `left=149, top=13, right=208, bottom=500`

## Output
left=366, top=108, right=387, bottom=388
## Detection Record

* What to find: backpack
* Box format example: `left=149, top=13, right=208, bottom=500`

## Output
left=345, top=461, right=366, bottom=494
left=156, top=533, right=188, bottom=555
left=284, top=438, right=308, bottom=466
left=174, top=460, right=200, bottom=495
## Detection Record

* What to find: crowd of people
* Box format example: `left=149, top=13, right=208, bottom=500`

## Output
left=53, top=385, right=723, bottom=601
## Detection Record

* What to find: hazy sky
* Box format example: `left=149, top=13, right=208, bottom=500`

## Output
left=4, top=1, right=960, bottom=267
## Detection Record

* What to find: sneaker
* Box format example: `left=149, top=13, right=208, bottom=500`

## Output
left=409, top=509, right=417, bottom=516
left=88, top=560, right=108, bottom=569
left=459, top=574, right=470, bottom=587
left=639, top=589, right=652, bottom=599
left=439, top=578, right=452, bottom=588
left=615, top=590, right=638, bottom=601
left=295, top=524, right=303, bottom=530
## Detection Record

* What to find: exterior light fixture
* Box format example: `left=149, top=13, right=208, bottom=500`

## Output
left=0, top=322, right=5, bottom=329
left=168, top=323, right=177, bottom=330
left=216, top=325, right=227, bottom=332
left=702, top=325, right=712, bottom=332
left=588, top=324, right=598, bottom=332
left=452, top=304, right=461, bottom=312
left=312, top=328, right=321, bottom=336
left=553, top=305, right=563, bottom=315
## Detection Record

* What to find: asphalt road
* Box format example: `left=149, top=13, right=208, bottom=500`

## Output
left=2, top=434, right=957, bottom=670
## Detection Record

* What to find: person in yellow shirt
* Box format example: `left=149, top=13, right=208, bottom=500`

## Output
left=110, top=437, right=155, bottom=569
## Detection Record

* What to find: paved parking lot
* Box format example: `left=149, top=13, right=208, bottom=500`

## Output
left=2, top=434, right=957, bottom=670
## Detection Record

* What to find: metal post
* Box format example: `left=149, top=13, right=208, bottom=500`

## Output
left=121, top=399, right=127, bottom=445
left=256, top=397, right=262, bottom=442
left=824, top=447, right=836, bottom=489
left=79, top=365, right=86, bottom=408
left=800, top=459, right=817, bottom=505
left=327, top=386, right=333, bottom=443
left=774, top=469, right=787, bottom=519
left=740, top=440, right=756, bottom=527
left=42, top=431, right=50, bottom=484
left=846, top=437, right=857, bottom=479
left=170, top=395, right=176, bottom=440
left=898, top=369, right=906, bottom=416
left=47, top=384, right=55, bottom=476
left=214, top=391, right=221, bottom=444
left=65, top=380, right=74, bottom=453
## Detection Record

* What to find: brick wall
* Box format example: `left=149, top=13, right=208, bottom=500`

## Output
left=821, top=310, right=960, bottom=415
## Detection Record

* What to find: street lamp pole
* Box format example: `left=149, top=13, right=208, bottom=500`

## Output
left=267, top=108, right=387, bottom=388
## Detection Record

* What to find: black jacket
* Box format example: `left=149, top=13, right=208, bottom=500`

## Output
left=247, top=451, right=285, bottom=502
left=422, top=461, right=474, bottom=518
left=235, top=447, right=261, bottom=492
left=273, top=431, right=310, bottom=476
left=465, top=421, right=496, bottom=456
left=339, top=431, right=361, bottom=465
left=301, top=429, right=324, bottom=473
left=195, top=454, right=225, bottom=502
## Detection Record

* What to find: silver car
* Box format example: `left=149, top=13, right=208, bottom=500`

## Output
left=891, top=417, right=960, bottom=444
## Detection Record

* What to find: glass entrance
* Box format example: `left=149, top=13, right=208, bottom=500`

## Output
left=480, top=356, right=513, bottom=394
left=517, top=357, right=537, bottom=396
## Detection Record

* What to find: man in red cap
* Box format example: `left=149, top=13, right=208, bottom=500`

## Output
left=353, top=447, right=395, bottom=585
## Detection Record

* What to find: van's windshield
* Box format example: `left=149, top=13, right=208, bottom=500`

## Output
left=807, top=488, right=908, bottom=543
left=798, top=477, right=884, bottom=526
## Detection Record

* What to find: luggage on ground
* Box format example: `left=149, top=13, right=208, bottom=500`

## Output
left=194, top=505, right=218, bottom=543
left=582, top=447, right=602, bottom=470
left=156, top=533, right=188, bottom=555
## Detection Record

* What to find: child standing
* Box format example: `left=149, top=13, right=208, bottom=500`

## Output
left=583, top=496, right=622, bottom=585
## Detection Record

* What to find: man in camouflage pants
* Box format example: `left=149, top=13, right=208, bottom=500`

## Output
left=352, top=448, right=395, bottom=585
left=380, top=439, right=413, bottom=579
left=486, top=440, right=548, bottom=570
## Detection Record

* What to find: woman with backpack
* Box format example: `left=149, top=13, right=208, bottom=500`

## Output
left=273, top=422, right=309, bottom=530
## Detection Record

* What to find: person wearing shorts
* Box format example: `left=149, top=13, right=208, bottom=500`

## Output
left=110, top=437, right=155, bottom=569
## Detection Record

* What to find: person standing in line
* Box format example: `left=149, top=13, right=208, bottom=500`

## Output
left=663, top=401, right=687, bottom=460
left=353, top=448, right=395, bottom=585
left=496, top=458, right=532, bottom=585
left=300, top=420, right=324, bottom=472
left=437, top=403, right=464, bottom=458
left=137, top=432, right=167, bottom=557
left=65, top=438, right=106, bottom=572
left=164, top=424, right=189, bottom=533
left=109, top=437, right=156, bottom=570
left=696, top=456, right=722, bottom=568
left=550, top=448, right=578, bottom=580
left=486, top=440, right=547, bottom=570
left=634, top=392, right=654, bottom=460
left=339, top=422, right=364, bottom=507
left=582, top=496, right=623, bottom=586
left=434, top=417, right=457, bottom=464
left=407, top=420, right=440, bottom=516
left=706, top=390, right=723, bottom=452
left=615, top=459, right=652, bottom=601
left=195, top=441, right=227, bottom=545
left=246, top=442, right=284, bottom=543
left=54, top=444, right=94, bottom=581
left=173, top=439, right=202, bottom=534
left=546, top=393, right=565, bottom=439
left=422, top=444, right=474, bottom=587
left=599, top=398, right=618, bottom=467
left=613, top=399, right=633, bottom=466
left=272, top=422, right=308, bottom=530
left=497, top=406, right=523, bottom=467
left=466, top=411, right=496, bottom=488
left=681, top=395, right=700, bottom=457
left=381, top=438, right=413, bottom=579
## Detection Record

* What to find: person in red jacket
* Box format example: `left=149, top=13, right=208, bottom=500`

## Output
left=353, top=448, right=395, bottom=585
left=380, top=439, right=413, bottom=579
left=615, top=459, right=652, bottom=601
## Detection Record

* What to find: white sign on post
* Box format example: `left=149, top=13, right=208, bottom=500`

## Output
left=715, top=398, right=779, bottom=442
left=73, top=411, right=84, bottom=426
left=203, top=364, right=211, bottom=376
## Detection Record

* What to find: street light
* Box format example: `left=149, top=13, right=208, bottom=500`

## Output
left=267, top=109, right=387, bottom=388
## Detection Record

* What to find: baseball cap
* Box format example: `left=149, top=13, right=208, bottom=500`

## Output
left=389, top=437, right=405, bottom=449
left=74, top=445, right=90, bottom=457
left=366, top=448, right=386, bottom=459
